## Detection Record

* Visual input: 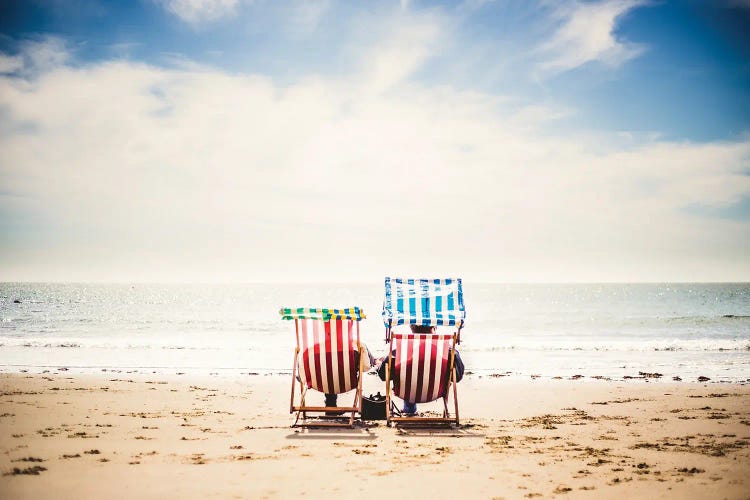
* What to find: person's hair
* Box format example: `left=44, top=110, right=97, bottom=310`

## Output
left=409, top=324, right=435, bottom=333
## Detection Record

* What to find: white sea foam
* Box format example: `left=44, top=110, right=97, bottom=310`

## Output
left=1, top=335, right=747, bottom=352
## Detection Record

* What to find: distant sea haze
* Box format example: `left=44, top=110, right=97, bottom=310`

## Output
left=0, top=283, right=748, bottom=382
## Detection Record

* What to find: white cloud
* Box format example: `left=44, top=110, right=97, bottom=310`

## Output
left=284, top=0, right=331, bottom=36
left=156, top=0, right=240, bottom=25
left=0, top=55, right=23, bottom=74
left=19, top=37, right=70, bottom=74
left=359, top=13, right=443, bottom=93
left=155, top=0, right=331, bottom=34
left=537, top=0, right=647, bottom=74
left=0, top=30, right=748, bottom=283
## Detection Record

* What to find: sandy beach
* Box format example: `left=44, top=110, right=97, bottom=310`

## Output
left=1, top=372, right=748, bottom=499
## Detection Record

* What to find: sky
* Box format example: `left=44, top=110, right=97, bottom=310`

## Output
left=0, top=0, right=749, bottom=283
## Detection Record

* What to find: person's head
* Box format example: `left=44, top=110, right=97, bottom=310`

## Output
left=410, top=324, right=436, bottom=334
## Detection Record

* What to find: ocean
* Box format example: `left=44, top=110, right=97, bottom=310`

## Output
left=1, top=282, right=748, bottom=382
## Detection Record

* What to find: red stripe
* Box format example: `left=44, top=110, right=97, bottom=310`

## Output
left=300, top=320, right=313, bottom=388
left=312, top=321, right=324, bottom=392
left=336, top=320, right=346, bottom=392
left=392, top=336, right=403, bottom=399
left=436, top=340, right=449, bottom=399
left=415, top=334, right=426, bottom=402
left=403, top=335, right=414, bottom=402
left=347, top=321, right=357, bottom=390
left=324, top=321, right=335, bottom=394
left=425, top=336, right=437, bottom=401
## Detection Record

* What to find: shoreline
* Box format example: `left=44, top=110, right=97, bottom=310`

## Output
left=2, top=365, right=748, bottom=385
left=1, top=373, right=749, bottom=499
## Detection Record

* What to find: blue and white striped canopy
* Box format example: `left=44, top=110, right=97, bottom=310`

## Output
left=382, top=277, right=466, bottom=328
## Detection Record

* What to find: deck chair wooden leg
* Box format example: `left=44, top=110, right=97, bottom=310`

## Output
left=351, top=346, right=364, bottom=425
left=385, top=350, right=392, bottom=426
left=300, top=386, right=308, bottom=420
left=351, top=390, right=360, bottom=416
left=453, top=375, right=460, bottom=426
left=290, top=348, right=299, bottom=414
left=450, top=335, right=459, bottom=425
left=357, top=346, right=364, bottom=412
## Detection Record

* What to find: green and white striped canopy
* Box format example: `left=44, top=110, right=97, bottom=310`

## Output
left=279, top=307, right=365, bottom=321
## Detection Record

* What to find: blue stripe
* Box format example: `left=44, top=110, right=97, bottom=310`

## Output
left=434, top=278, right=443, bottom=324
left=384, top=278, right=393, bottom=324
left=457, top=279, right=465, bottom=323
left=396, top=278, right=404, bottom=322
left=407, top=278, right=416, bottom=325
left=381, top=277, right=465, bottom=327
left=446, top=278, right=455, bottom=313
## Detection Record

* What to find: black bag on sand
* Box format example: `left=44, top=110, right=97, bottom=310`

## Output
left=361, top=392, right=387, bottom=420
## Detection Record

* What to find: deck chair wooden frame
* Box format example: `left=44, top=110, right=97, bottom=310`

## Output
left=381, top=278, right=466, bottom=427
left=288, top=315, right=364, bottom=428
left=384, top=330, right=461, bottom=426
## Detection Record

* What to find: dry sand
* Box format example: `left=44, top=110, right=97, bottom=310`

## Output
left=1, top=371, right=749, bottom=499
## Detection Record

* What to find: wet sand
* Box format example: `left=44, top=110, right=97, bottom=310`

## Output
left=1, top=372, right=749, bottom=499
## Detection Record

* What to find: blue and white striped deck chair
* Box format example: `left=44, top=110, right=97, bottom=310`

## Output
left=381, top=278, right=466, bottom=426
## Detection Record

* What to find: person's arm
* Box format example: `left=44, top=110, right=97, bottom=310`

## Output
left=376, top=350, right=396, bottom=381
left=453, top=349, right=465, bottom=383
left=376, top=356, right=388, bottom=381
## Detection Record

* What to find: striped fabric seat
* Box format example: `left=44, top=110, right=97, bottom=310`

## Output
left=297, top=318, right=359, bottom=395
left=382, top=278, right=465, bottom=327
left=392, top=333, right=453, bottom=404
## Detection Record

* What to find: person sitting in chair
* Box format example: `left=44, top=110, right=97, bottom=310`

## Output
left=376, top=324, right=464, bottom=416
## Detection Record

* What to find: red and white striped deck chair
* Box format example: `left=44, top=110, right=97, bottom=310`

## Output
left=280, top=307, right=365, bottom=427
left=382, top=278, right=466, bottom=426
